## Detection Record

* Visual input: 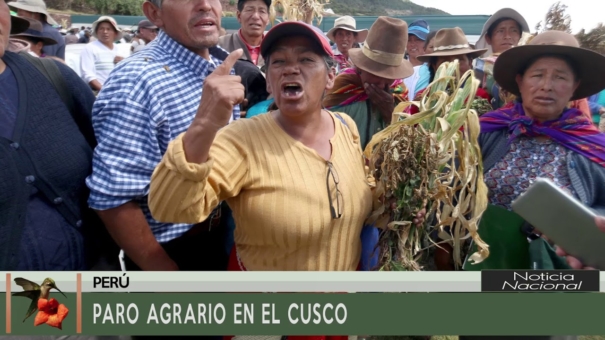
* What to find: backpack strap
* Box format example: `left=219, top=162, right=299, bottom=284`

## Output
left=20, top=53, right=75, bottom=116
left=20, top=53, right=96, bottom=148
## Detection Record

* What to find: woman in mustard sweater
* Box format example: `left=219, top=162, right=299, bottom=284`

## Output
left=148, top=21, right=423, bottom=272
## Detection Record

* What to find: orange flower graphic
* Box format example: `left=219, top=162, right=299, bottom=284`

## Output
left=34, top=298, right=69, bottom=330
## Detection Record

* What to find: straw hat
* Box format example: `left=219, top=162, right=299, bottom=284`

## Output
left=494, top=30, right=605, bottom=101
left=326, top=16, right=368, bottom=43
left=348, top=16, right=413, bottom=80
left=92, top=16, right=123, bottom=40
left=417, top=27, right=487, bottom=62
left=7, top=0, right=58, bottom=26
left=475, top=8, right=530, bottom=57
left=10, top=14, right=30, bottom=35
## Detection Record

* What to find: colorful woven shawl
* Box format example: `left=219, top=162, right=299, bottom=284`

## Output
left=474, top=54, right=516, bottom=109
left=323, top=67, right=408, bottom=110
left=480, top=103, right=605, bottom=167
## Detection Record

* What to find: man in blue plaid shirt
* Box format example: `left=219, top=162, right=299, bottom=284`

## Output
left=86, top=0, right=241, bottom=271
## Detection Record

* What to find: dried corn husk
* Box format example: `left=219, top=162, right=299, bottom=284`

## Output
left=364, top=60, right=490, bottom=271
left=269, top=0, right=329, bottom=25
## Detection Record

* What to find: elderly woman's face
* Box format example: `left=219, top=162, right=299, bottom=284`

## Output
left=516, top=56, right=580, bottom=122
left=266, top=36, right=335, bottom=116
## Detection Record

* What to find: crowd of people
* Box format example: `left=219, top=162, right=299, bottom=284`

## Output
left=2, top=0, right=605, bottom=281
left=3, top=0, right=605, bottom=338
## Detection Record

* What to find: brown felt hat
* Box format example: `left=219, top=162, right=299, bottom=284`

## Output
left=417, top=27, right=487, bottom=62
left=494, top=30, right=605, bottom=100
left=11, top=17, right=58, bottom=45
left=348, top=16, right=413, bottom=80
left=10, top=15, right=30, bottom=35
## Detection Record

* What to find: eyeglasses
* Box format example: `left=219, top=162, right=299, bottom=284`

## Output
left=326, top=161, right=343, bottom=219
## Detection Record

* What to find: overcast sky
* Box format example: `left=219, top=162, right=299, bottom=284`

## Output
left=411, top=0, right=602, bottom=33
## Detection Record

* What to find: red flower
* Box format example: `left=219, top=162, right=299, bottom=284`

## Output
left=34, top=298, right=69, bottom=330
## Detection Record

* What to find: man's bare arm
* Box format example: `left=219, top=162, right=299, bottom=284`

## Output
left=95, top=201, right=178, bottom=271
left=89, top=80, right=103, bottom=92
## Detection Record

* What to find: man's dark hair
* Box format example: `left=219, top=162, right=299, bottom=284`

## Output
left=237, top=0, right=270, bottom=12
left=424, top=31, right=437, bottom=49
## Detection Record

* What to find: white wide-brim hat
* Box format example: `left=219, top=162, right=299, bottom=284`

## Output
left=327, top=16, right=368, bottom=43
left=8, top=0, right=58, bottom=26
left=92, top=16, right=123, bottom=40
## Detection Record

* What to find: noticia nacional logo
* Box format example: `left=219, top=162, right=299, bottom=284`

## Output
left=12, top=277, right=70, bottom=330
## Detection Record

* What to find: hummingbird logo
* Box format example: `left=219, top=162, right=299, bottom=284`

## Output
left=12, top=277, right=70, bottom=330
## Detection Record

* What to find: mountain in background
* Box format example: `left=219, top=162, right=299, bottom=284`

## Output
left=219, top=0, right=448, bottom=17
left=45, top=0, right=448, bottom=19
left=326, top=0, right=449, bottom=16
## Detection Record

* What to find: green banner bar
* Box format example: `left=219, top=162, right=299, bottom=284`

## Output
left=6, top=293, right=605, bottom=335
left=1, top=294, right=5, bottom=334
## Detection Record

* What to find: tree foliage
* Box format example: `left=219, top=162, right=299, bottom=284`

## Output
left=46, top=0, right=144, bottom=15
left=576, top=23, right=605, bottom=55
left=534, top=1, right=604, bottom=55
left=85, top=0, right=144, bottom=15
left=535, top=1, right=572, bottom=33
left=46, top=0, right=445, bottom=16
left=319, top=0, right=447, bottom=16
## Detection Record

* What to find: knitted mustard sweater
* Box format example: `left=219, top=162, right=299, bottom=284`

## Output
left=149, top=112, right=373, bottom=271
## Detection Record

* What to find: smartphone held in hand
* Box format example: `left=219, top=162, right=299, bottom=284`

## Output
left=511, top=177, right=605, bottom=270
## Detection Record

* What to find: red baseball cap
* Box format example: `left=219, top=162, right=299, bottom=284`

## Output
left=261, top=21, right=333, bottom=59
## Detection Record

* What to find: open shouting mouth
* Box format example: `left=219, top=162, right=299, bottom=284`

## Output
left=281, top=82, right=303, bottom=99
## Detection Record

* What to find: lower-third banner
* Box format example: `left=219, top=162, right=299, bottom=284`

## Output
left=6, top=292, right=605, bottom=336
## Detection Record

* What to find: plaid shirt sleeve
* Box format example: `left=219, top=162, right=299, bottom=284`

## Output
left=86, top=89, right=165, bottom=210
left=87, top=79, right=240, bottom=212
left=86, top=43, right=240, bottom=214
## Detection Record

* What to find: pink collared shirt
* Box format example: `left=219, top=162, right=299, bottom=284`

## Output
left=238, top=30, right=262, bottom=65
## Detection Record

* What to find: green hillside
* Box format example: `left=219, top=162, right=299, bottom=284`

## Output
left=45, top=0, right=448, bottom=17
left=326, top=0, right=449, bottom=16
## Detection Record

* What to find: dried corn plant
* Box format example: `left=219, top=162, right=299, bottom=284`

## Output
left=269, top=0, right=329, bottom=25
left=364, top=60, right=490, bottom=271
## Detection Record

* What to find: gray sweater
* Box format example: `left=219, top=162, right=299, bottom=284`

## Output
left=479, top=130, right=605, bottom=216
